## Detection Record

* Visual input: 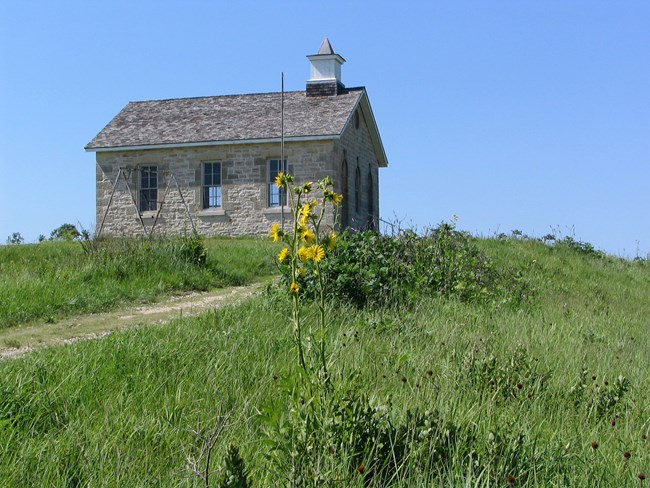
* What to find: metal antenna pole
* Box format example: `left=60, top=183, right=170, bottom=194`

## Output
left=280, top=72, right=285, bottom=231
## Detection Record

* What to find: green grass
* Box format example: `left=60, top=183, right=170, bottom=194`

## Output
left=0, top=237, right=649, bottom=486
left=0, top=236, right=277, bottom=329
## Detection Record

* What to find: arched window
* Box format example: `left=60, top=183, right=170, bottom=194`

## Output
left=341, top=158, right=349, bottom=227
left=354, top=162, right=361, bottom=215
left=367, top=167, right=374, bottom=220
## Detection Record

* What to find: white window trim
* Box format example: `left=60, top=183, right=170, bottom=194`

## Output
left=202, top=161, right=223, bottom=210
left=139, top=164, right=159, bottom=213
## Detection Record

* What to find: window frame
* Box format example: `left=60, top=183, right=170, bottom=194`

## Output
left=202, top=161, right=222, bottom=209
left=267, top=159, right=288, bottom=207
left=354, top=160, right=361, bottom=214
left=367, top=166, right=374, bottom=217
left=341, top=157, right=349, bottom=227
left=139, top=165, right=158, bottom=212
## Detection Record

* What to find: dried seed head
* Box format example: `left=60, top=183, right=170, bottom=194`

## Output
left=591, top=441, right=599, bottom=450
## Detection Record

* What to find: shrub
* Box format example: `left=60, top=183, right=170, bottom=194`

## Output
left=174, top=230, right=208, bottom=267
left=291, top=222, right=532, bottom=309
left=49, top=224, right=80, bottom=241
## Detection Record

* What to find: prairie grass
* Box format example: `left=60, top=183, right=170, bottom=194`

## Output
left=0, top=236, right=276, bottom=329
left=0, top=236, right=648, bottom=486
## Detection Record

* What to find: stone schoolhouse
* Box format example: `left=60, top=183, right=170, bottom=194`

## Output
left=85, top=39, right=388, bottom=237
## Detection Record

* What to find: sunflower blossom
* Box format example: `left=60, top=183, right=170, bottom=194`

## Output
left=298, top=246, right=314, bottom=263
left=289, top=282, right=299, bottom=294
left=301, top=228, right=315, bottom=244
left=299, top=204, right=311, bottom=226
left=274, top=172, right=285, bottom=188
left=277, top=247, right=289, bottom=263
left=312, top=245, right=325, bottom=263
left=269, top=223, right=281, bottom=242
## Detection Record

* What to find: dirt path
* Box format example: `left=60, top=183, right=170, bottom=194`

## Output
left=0, top=281, right=267, bottom=360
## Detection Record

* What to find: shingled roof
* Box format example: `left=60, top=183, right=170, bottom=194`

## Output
left=86, top=88, right=365, bottom=150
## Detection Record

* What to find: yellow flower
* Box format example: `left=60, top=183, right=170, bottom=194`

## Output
left=298, top=246, right=314, bottom=263
left=312, top=245, right=325, bottom=263
left=269, top=223, right=281, bottom=242
left=299, top=204, right=311, bottom=226
left=332, top=192, right=343, bottom=205
left=274, top=172, right=285, bottom=188
left=289, top=282, right=299, bottom=294
left=301, top=228, right=315, bottom=244
left=327, top=232, right=337, bottom=251
left=277, top=247, right=289, bottom=263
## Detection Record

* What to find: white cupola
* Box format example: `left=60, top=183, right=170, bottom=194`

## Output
left=306, top=38, right=346, bottom=97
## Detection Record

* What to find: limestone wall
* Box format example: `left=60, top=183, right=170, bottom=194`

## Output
left=335, top=107, right=381, bottom=231
left=95, top=140, right=340, bottom=237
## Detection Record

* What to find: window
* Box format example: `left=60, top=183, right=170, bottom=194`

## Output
left=268, top=159, right=287, bottom=207
left=367, top=168, right=374, bottom=217
left=354, top=161, right=361, bottom=214
left=367, top=167, right=375, bottom=230
left=341, top=158, right=349, bottom=227
left=203, top=162, right=222, bottom=209
left=140, top=165, right=158, bottom=212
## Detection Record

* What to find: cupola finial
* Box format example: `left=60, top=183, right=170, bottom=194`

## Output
left=317, top=37, right=335, bottom=55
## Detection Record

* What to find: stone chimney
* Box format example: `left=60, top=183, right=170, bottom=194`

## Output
left=306, top=37, right=346, bottom=97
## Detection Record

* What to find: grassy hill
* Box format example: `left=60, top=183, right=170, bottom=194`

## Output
left=0, top=232, right=648, bottom=486
left=0, top=235, right=276, bottom=329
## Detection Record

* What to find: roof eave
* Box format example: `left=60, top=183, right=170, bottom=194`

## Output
left=85, top=134, right=341, bottom=153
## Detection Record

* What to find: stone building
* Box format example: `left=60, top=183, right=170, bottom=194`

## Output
left=85, top=39, right=388, bottom=237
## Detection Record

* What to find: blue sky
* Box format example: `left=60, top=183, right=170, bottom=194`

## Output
left=1, top=1, right=648, bottom=256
